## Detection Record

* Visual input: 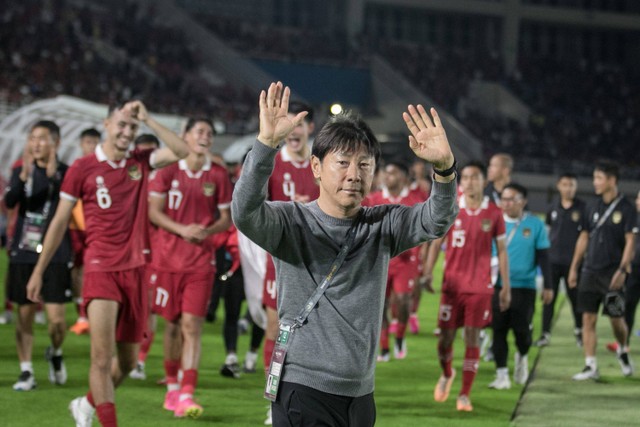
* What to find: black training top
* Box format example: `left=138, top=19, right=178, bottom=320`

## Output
left=581, top=195, right=637, bottom=272
left=484, top=182, right=501, bottom=206
left=5, top=162, right=71, bottom=264
left=633, top=217, right=640, bottom=267
left=546, top=198, right=587, bottom=266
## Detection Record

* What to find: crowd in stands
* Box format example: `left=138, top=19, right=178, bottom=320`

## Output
left=0, top=0, right=256, bottom=133
left=1, top=0, right=638, bottom=177
left=376, top=39, right=640, bottom=179
left=195, top=14, right=367, bottom=67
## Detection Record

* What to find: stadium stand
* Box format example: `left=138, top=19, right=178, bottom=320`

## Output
left=0, top=0, right=256, bottom=131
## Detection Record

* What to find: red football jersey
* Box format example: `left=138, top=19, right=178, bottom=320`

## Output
left=364, top=186, right=425, bottom=264
left=148, top=158, right=232, bottom=273
left=408, top=180, right=429, bottom=200
left=441, top=196, right=506, bottom=295
left=268, top=148, right=319, bottom=202
left=60, top=145, right=154, bottom=273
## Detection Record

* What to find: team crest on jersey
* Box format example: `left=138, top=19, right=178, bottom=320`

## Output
left=127, top=165, right=142, bottom=180
left=203, top=182, right=216, bottom=196
left=571, top=210, right=580, bottom=222
left=481, top=219, right=492, bottom=232
left=612, top=211, right=622, bottom=224
left=522, top=228, right=532, bottom=238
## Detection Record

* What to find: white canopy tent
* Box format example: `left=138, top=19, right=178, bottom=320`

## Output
left=0, top=96, right=185, bottom=179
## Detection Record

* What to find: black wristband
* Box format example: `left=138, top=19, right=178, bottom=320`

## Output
left=433, top=159, right=457, bottom=177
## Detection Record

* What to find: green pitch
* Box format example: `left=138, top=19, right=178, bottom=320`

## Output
left=0, top=254, right=552, bottom=426
left=513, top=299, right=640, bottom=427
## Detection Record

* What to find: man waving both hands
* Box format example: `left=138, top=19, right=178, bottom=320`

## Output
left=232, top=82, right=458, bottom=426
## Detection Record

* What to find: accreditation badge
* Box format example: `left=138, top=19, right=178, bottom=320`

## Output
left=265, top=323, right=294, bottom=402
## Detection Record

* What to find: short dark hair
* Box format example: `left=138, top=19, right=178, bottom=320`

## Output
left=134, top=134, right=160, bottom=148
left=184, top=117, right=215, bottom=134
left=385, top=159, right=409, bottom=175
left=311, top=112, right=380, bottom=163
left=107, top=100, right=132, bottom=117
left=80, top=128, right=101, bottom=139
left=460, top=160, right=487, bottom=178
left=558, top=172, right=577, bottom=181
left=594, top=161, right=619, bottom=182
left=31, top=120, right=60, bottom=140
left=503, top=182, right=527, bottom=198
left=289, top=101, right=314, bottom=123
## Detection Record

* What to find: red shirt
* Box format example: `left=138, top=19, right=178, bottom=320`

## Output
left=442, top=196, right=506, bottom=295
left=148, top=158, right=233, bottom=273
left=268, top=148, right=319, bottom=202
left=409, top=180, right=429, bottom=200
left=60, top=145, right=154, bottom=273
left=364, top=186, right=425, bottom=264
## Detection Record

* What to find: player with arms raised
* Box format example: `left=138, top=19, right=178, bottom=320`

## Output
left=26, top=101, right=189, bottom=427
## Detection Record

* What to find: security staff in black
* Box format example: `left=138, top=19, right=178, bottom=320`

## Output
left=5, top=120, right=72, bottom=391
left=622, top=191, right=640, bottom=348
left=535, top=173, right=587, bottom=348
left=568, top=161, right=637, bottom=381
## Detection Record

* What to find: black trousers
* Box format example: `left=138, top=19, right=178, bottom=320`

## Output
left=541, top=263, right=582, bottom=333
left=273, top=381, right=376, bottom=427
left=492, top=287, right=536, bottom=369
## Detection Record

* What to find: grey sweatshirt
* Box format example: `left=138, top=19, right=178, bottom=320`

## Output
left=232, top=140, right=458, bottom=397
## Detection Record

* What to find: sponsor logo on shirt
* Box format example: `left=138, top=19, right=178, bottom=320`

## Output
left=203, top=182, right=216, bottom=197
left=522, top=228, right=532, bottom=238
left=551, top=210, right=557, bottom=221
left=128, top=165, right=142, bottom=180
left=481, top=219, right=492, bottom=232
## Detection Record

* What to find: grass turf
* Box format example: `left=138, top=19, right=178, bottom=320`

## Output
left=0, top=253, right=549, bottom=426
left=512, top=300, right=640, bottom=427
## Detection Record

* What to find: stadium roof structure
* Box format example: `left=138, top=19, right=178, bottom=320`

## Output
left=0, top=96, right=185, bottom=179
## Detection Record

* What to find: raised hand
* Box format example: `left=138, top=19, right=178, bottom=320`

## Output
left=19, top=140, right=33, bottom=182
left=123, top=100, right=149, bottom=122
left=402, top=105, right=454, bottom=171
left=257, top=82, right=307, bottom=148
left=45, top=139, right=58, bottom=178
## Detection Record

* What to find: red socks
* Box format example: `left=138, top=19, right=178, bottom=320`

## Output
left=138, top=331, right=154, bottom=362
left=96, top=402, right=117, bottom=427
left=164, top=359, right=181, bottom=384
left=86, top=391, right=95, bottom=407
left=180, top=369, right=198, bottom=396
left=460, top=347, right=480, bottom=396
left=380, top=326, right=390, bottom=351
